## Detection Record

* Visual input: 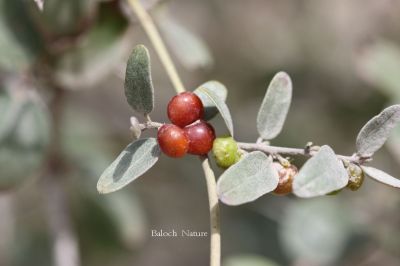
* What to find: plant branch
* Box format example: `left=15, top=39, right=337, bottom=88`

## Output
left=127, top=0, right=185, bottom=94
left=237, top=142, right=371, bottom=164
left=200, top=156, right=221, bottom=266
left=127, top=2, right=221, bottom=266
left=139, top=120, right=163, bottom=131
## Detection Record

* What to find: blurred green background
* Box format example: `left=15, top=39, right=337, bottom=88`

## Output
left=1, top=0, right=400, bottom=265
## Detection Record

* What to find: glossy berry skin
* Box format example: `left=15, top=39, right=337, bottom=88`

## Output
left=157, top=124, right=189, bottom=158
left=273, top=162, right=298, bottom=195
left=346, top=163, right=364, bottom=191
left=212, top=136, right=241, bottom=168
left=167, top=92, right=204, bottom=127
left=184, top=121, right=215, bottom=155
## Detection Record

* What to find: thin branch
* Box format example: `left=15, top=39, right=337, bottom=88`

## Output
left=126, top=2, right=221, bottom=265
left=127, top=0, right=185, bottom=94
left=200, top=156, right=221, bottom=266
left=237, top=142, right=370, bottom=164
left=139, top=121, right=163, bottom=130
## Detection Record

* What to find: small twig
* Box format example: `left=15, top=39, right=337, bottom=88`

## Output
left=237, top=142, right=369, bottom=164
left=127, top=0, right=185, bottom=94
left=200, top=156, right=221, bottom=266
left=138, top=121, right=163, bottom=131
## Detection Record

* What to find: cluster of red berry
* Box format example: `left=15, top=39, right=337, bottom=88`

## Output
left=157, top=92, right=216, bottom=158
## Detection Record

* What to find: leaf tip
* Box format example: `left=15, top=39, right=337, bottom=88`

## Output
left=96, top=181, right=110, bottom=194
left=274, top=71, right=292, bottom=88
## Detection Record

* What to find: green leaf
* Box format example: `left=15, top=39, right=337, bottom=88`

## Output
left=194, top=80, right=228, bottom=121
left=194, top=81, right=228, bottom=120
left=293, top=145, right=348, bottom=198
left=197, top=86, right=233, bottom=136
left=257, top=72, right=292, bottom=140
left=361, top=166, right=400, bottom=188
left=356, top=105, right=400, bottom=157
left=124, top=45, right=154, bottom=115
left=279, top=199, right=352, bottom=265
left=224, top=255, right=280, bottom=266
left=0, top=0, right=43, bottom=71
left=217, top=151, right=279, bottom=206
left=155, top=8, right=213, bottom=70
left=97, top=138, right=160, bottom=194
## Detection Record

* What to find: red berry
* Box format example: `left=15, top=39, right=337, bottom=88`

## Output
left=157, top=124, right=189, bottom=158
left=273, top=162, right=298, bottom=195
left=167, top=92, right=204, bottom=127
left=184, top=121, right=216, bottom=155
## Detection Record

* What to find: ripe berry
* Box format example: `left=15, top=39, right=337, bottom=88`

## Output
left=346, top=163, right=364, bottom=191
left=167, top=92, right=204, bottom=127
left=212, top=136, right=241, bottom=168
left=273, top=162, right=298, bottom=195
left=184, top=120, right=216, bottom=155
left=157, top=124, right=189, bottom=158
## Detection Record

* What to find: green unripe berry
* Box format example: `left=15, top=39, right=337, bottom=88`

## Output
left=346, top=163, right=364, bottom=191
left=212, top=136, right=241, bottom=168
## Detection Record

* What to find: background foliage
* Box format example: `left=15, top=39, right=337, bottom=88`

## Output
left=1, top=0, right=400, bottom=266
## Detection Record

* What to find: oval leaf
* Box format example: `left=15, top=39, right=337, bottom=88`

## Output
left=197, top=86, right=233, bottom=136
left=217, top=151, right=279, bottom=206
left=361, top=166, right=400, bottom=188
left=356, top=105, right=400, bottom=157
left=124, top=45, right=154, bottom=114
left=194, top=81, right=228, bottom=120
left=293, top=146, right=348, bottom=198
left=97, top=138, right=160, bottom=194
left=257, top=72, right=292, bottom=140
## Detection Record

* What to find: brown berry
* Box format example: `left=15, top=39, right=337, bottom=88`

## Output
left=273, top=162, right=298, bottom=195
